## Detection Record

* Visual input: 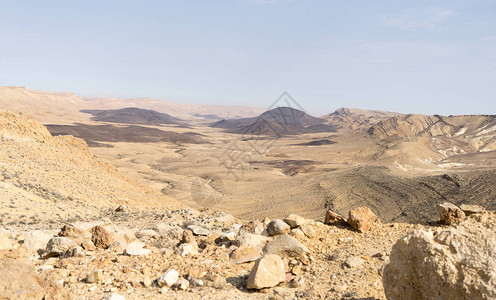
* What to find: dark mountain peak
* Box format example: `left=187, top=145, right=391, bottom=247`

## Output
left=81, top=107, right=183, bottom=125
left=210, top=106, right=335, bottom=135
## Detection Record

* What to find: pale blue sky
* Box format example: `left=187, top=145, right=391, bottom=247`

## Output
left=1, top=0, right=495, bottom=116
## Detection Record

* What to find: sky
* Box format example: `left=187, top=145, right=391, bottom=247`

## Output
left=1, top=0, right=495, bottom=116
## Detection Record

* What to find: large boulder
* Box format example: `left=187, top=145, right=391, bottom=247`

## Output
left=347, top=207, right=378, bottom=232
left=383, top=213, right=496, bottom=300
left=437, top=202, right=465, bottom=225
left=246, top=254, right=286, bottom=289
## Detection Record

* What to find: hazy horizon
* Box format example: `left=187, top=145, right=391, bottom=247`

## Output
left=1, top=0, right=495, bottom=116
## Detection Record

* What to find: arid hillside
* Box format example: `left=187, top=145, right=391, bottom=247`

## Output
left=0, top=110, right=180, bottom=227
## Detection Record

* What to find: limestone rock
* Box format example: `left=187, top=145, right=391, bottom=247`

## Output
left=136, top=229, right=158, bottom=239
left=157, top=269, right=179, bottom=287
left=347, top=207, right=378, bottom=232
left=230, top=245, right=262, bottom=264
left=0, top=228, right=14, bottom=250
left=23, top=230, right=53, bottom=253
left=283, top=214, right=306, bottom=228
left=247, top=254, right=286, bottom=289
left=174, top=278, right=190, bottom=290
left=324, top=210, right=346, bottom=226
left=0, top=258, right=45, bottom=299
left=383, top=213, right=496, bottom=300
left=125, top=241, right=151, bottom=256
left=177, top=243, right=198, bottom=256
left=300, top=224, right=316, bottom=239
left=86, top=269, right=103, bottom=283
left=59, top=224, right=90, bottom=239
left=187, top=225, right=209, bottom=236
left=182, top=230, right=197, bottom=247
left=289, top=228, right=305, bottom=239
left=343, top=256, right=366, bottom=268
left=105, top=294, right=126, bottom=300
left=437, top=202, right=466, bottom=225
left=267, top=219, right=291, bottom=236
left=44, top=237, right=79, bottom=258
left=264, top=234, right=309, bottom=258
left=234, top=232, right=269, bottom=250
left=460, top=204, right=485, bottom=216
left=91, top=225, right=114, bottom=249
left=114, top=204, right=129, bottom=212
left=59, top=225, right=94, bottom=251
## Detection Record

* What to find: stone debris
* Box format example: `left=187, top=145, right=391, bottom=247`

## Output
left=246, top=254, right=286, bottom=289
left=437, top=202, right=466, bottom=225
left=347, top=206, right=378, bottom=232
left=1, top=203, right=478, bottom=299
left=267, top=219, right=291, bottom=236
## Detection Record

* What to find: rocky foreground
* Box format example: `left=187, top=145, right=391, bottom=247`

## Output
left=1, top=202, right=494, bottom=300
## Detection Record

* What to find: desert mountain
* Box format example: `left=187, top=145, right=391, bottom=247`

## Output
left=366, top=114, right=496, bottom=168
left=81, top=107, right=184, bottom=126
left=0, top=110, right=180, bottom=225
left=212, top=106, right=337, bottom=135
left=322, top=107, right=401, bottom=130
left=82, top=96, right=264, bottom=120
left=0, top=86, right=264, bottom=123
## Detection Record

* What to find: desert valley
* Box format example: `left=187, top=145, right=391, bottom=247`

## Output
left=1, top=86, right=496, bottom=299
